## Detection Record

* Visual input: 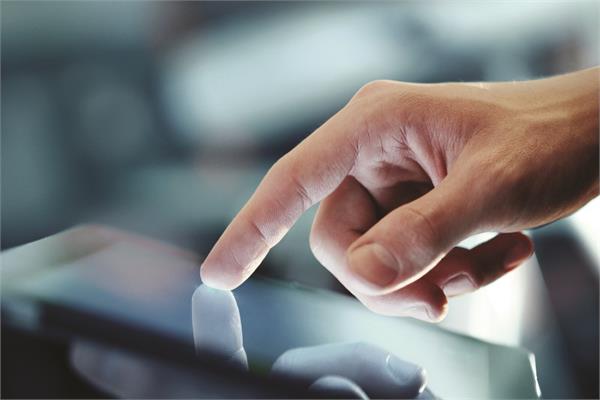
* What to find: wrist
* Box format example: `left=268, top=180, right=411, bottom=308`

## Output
left=503, top=68, right=599, bottom=225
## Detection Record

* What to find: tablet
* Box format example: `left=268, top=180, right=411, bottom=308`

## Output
left=1, top=226, right=540, bottom=398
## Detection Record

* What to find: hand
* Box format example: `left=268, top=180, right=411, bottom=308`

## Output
left=200, top=67, right=599, bottom=321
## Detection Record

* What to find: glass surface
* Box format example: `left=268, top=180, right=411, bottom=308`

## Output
left=1, top=228, right=539, bottom=398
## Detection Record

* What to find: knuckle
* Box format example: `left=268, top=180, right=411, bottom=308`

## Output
left=245, top=217, right=271, bottom=248
left=466, top=268, right=485, bottom=288
left=289, top=174, right=313, bottom=212
left=353, top=80, right=393, bottom=99
left=271, top=155, right=314, bottom=213
left=402, top=206, right=441, bottom=256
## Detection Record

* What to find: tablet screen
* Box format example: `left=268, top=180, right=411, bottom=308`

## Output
left=1, top=227, right=539, bottom=398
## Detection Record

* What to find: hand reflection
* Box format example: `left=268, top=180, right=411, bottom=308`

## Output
left=271, top=342, right=433, bottom=399
left=71, top=284, right=436, bottom=399
left=192, top=284, right=433, bottom=398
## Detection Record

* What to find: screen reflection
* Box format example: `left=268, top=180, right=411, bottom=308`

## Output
left=192, top=284, right=433, bottom=399
left=71, top=284, right=434, bottom=399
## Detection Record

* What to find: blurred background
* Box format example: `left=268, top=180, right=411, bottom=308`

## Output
left=1, top=1, right=598, bottom=398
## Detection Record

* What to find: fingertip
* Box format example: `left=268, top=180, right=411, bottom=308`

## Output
left=385, top=354, right=428, bottom=397
left=421, top=284, right=449, bottom=323
left=199, top=264, right=239, bottom=291
left=429, top=299, right=449, bottom=323
left=401, top=292, right=448, bottom=323
left=503, top=233, right=534, bottom=270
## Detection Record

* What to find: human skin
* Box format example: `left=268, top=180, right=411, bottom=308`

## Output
left=200, top=67, right=599, bottom=322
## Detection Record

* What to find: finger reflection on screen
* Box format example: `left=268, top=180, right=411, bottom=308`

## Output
left=192, top=284, right=248, bottom=370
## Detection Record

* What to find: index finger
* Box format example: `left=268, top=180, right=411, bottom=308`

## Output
left=200, top=110, right=359, bottom=289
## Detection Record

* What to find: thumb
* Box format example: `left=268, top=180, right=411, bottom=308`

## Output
left=347, top=176, right=482, bottom=296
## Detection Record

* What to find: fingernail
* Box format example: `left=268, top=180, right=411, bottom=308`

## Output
left=348, top=243, right=398, bottom=288
left=386, top=355, right=427, bottom=391
left=441, top=273, right=473, bottom=296
left=504, top=240, right=533, bottom=270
